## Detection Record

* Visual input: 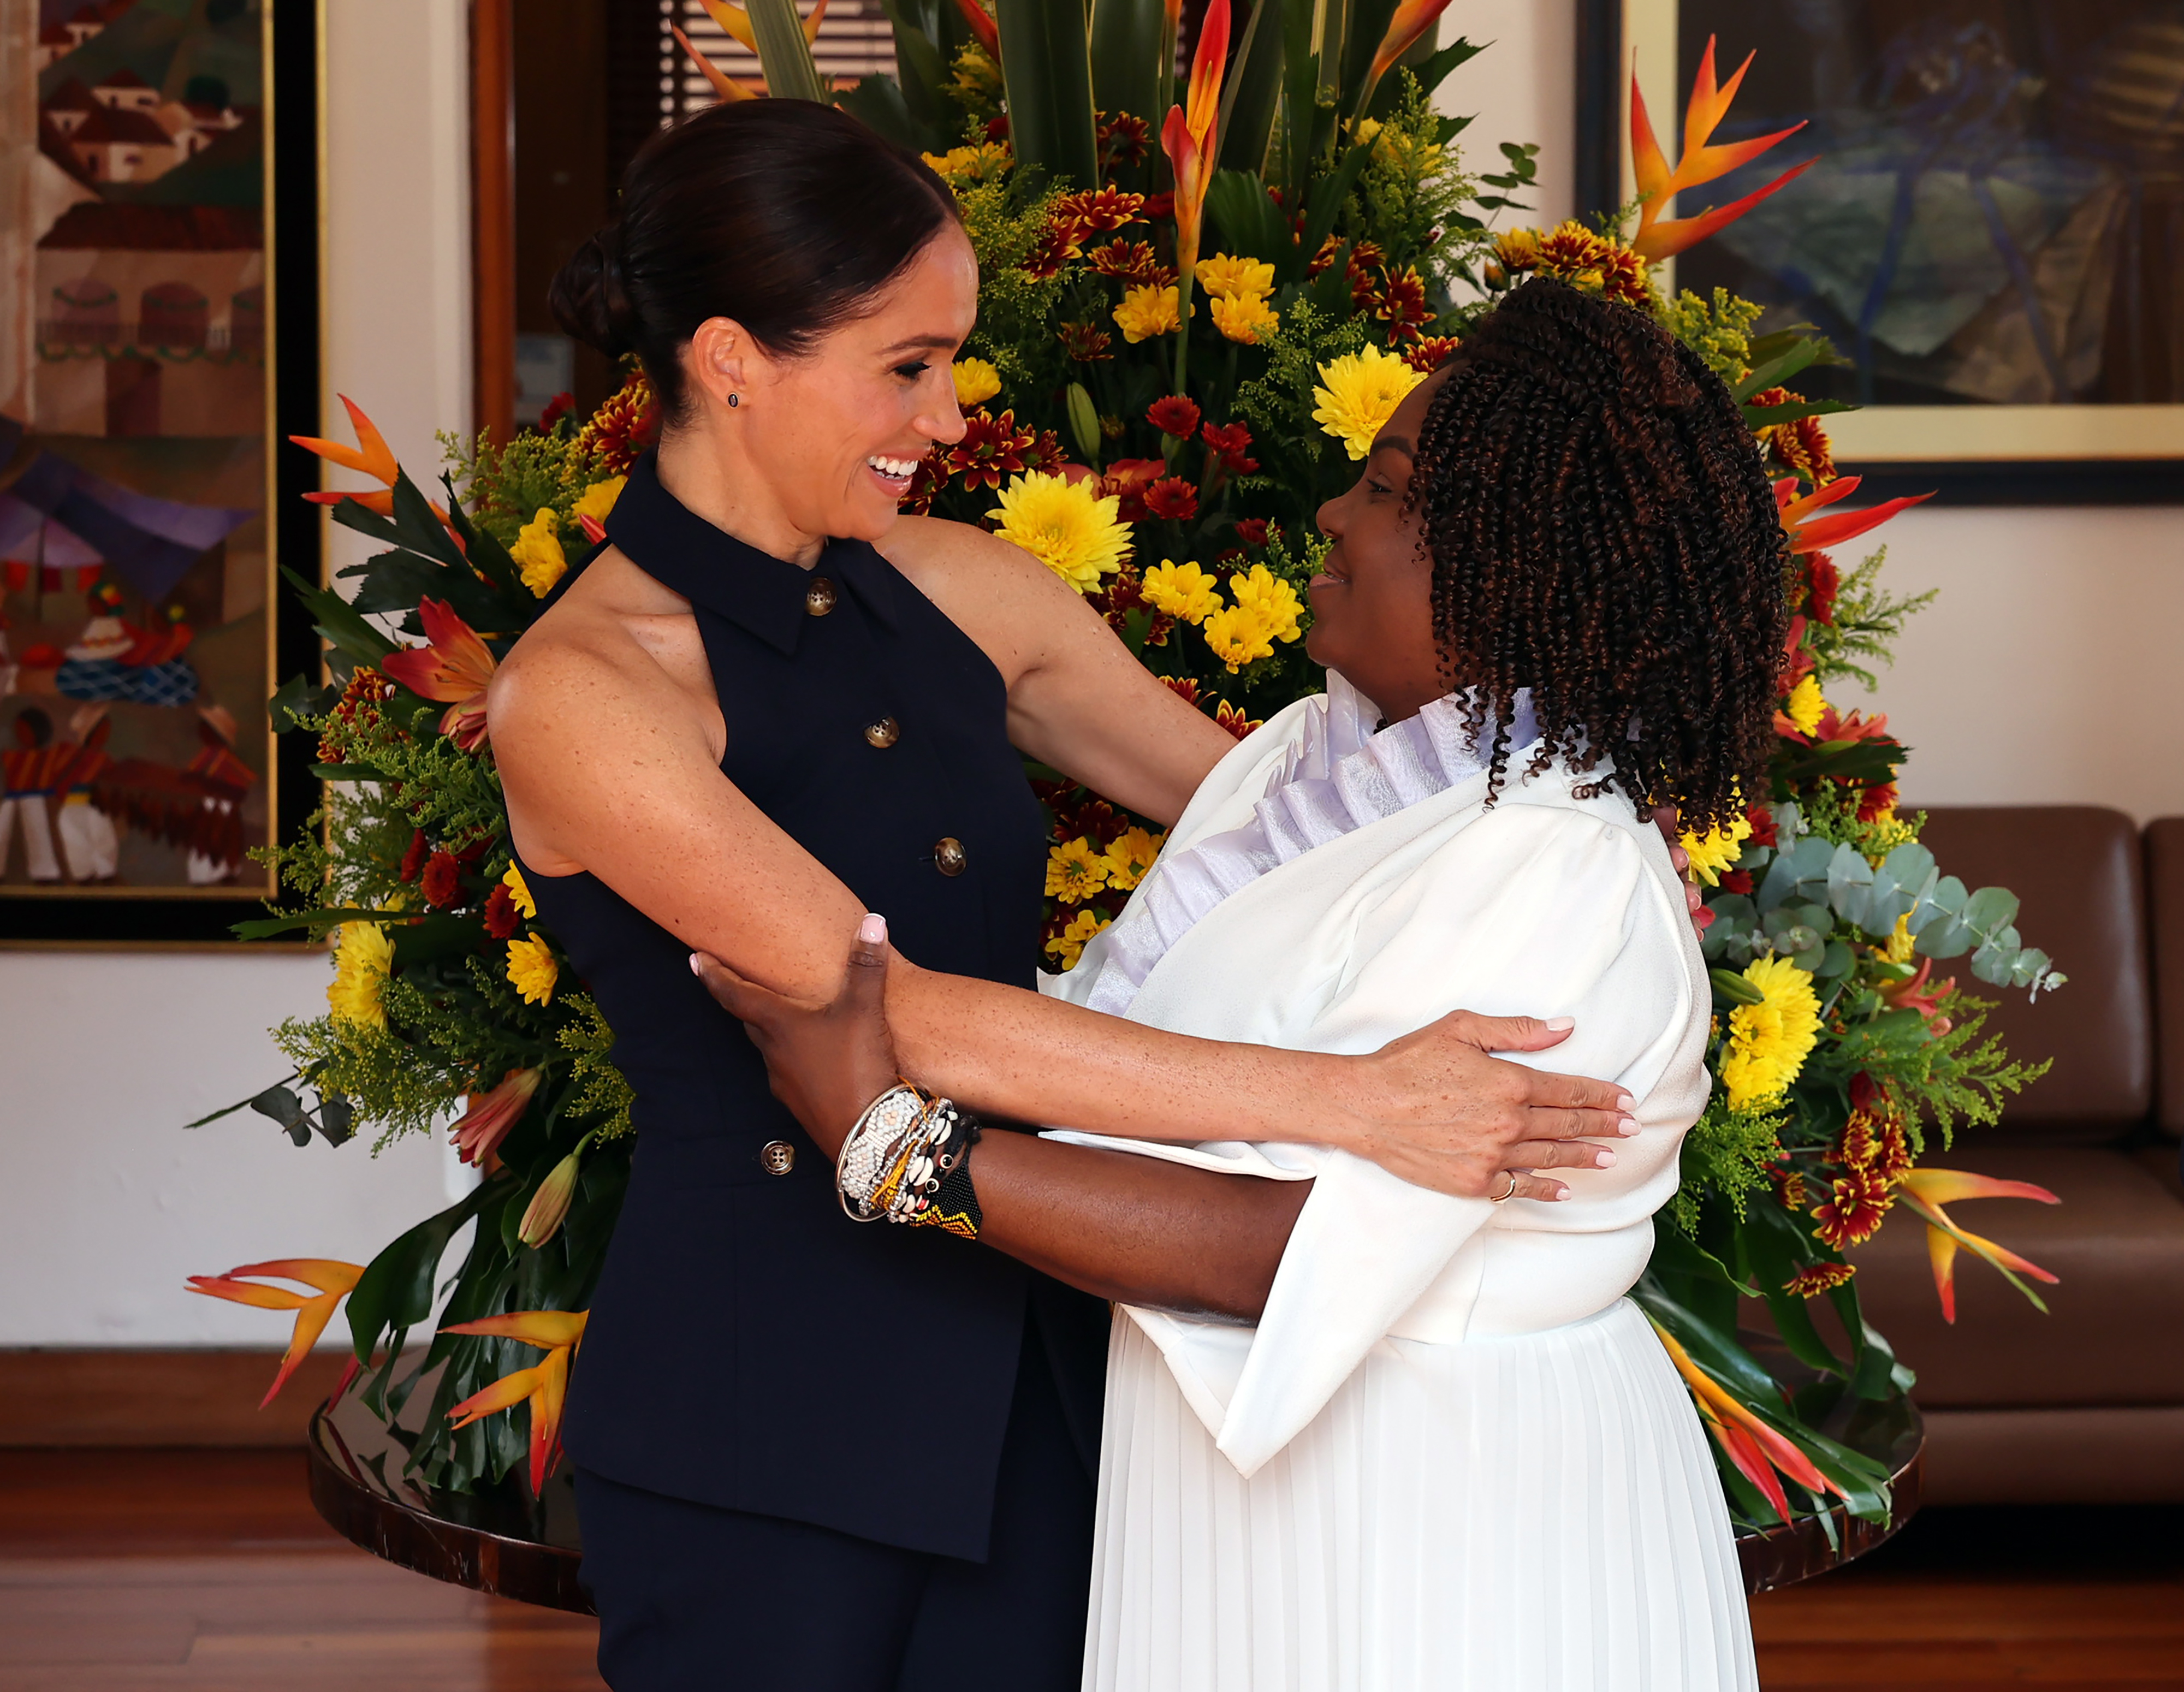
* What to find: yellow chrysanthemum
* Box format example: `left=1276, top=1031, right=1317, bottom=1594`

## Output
left=1719, top=955, right=1821, bottom=1110
left=1046, top=909, right=1111, bottom=969
left=1046, top=836, right=1112, bottom=904
left=1140, top=559, right=1220, bottom=625
left=1781, top=673, right=1826, bottom=735
left=573, top=476, right=625, bottom=526
left=511, top=506, right=567, bottom=598
left=1195, top=253, right=1275, bottom=301
left=328, top=921, right=396, bottom=1030
left=1880, top=913, right=1916, bottom=965
left=1209, top=292, right=1279, bottom=345
left=1227, top=563, right=1304, bottom=644
left=507, top=934, right=559, bottom=1007
left=1311, top=345, right=1426, bottom=460
left=1113, top=283, right=1180, bottom=343
left=501, top=862, right=536, bottom=921
left=1681, top=809, right=1754, bottom=887
left=951, top=358, right=1001, bottom=408
left=988, top=471, right=1132, bottom=593
left=1103, top=826, right=1162, bottom=892
left=1202, top=603, right=1280, bottom=673
left=921, top=140, right=1010, bottom=183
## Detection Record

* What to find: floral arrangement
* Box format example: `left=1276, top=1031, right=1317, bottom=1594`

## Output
left=191, top=0, right=2064, bottom=1535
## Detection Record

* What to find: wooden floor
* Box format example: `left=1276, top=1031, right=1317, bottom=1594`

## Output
left=1, top=1449, right=2177, bottom=1690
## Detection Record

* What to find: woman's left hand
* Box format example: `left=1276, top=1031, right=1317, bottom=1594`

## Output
left=1652, top=804, right=1708, bottom=933
left=691, top=913, right=900, bottom=1159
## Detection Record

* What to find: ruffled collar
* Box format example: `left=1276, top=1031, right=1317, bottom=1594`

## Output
left=1073, top=674, right=1538, bottom=1015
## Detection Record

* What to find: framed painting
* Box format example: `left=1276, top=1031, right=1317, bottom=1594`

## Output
left=1580, top=0, right=2184, bottom=501
left=1, top=0, right=320, bottom=944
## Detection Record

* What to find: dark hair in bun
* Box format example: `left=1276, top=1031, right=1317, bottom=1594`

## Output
left=549, top=100, right=960, bottom=424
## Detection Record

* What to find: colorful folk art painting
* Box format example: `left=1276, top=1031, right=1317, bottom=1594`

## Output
left=1, top=0, right=278, bottom=905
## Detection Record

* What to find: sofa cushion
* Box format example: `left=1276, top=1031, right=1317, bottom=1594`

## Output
left=2147, top=817, right=2184, bottom=1142
left=1845, top=1147, right=2184, bottom=1408
left=1914, top=808, right=2151, bottom=1144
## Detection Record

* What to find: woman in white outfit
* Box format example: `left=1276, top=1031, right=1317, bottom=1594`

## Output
left=700, top=277, right=1785, bottom=1690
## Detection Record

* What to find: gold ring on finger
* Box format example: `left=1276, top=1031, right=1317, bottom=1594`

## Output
left=1491, top=1169, right=1520, bottom=1204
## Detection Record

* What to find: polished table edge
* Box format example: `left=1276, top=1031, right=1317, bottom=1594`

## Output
left=308, top=1398, right=1925, bottom=1612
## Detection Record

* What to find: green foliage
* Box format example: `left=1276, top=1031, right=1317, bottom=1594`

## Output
left=1670, top=1093, right=1790, bottom=1231
left=1339, top=78, right=1488, bottom=304
left=1659, top=287, right=1765, bottom=385
left=1805, top=547, right=1939, bottom=694
left=953, top=176, right=1071, bottom=393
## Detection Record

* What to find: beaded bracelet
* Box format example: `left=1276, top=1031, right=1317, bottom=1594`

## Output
left=836, top=1082, right=983, bottom=1238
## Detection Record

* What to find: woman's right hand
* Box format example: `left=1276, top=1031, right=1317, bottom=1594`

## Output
left=1331, top=1012, right=1637, bottom=1203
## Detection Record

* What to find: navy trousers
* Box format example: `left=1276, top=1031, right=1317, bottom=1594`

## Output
left=574, top=1322, right=1096, bottom=1691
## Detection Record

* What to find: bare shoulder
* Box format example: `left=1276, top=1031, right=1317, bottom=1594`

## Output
left=877, top=513, right=1061, bottom=595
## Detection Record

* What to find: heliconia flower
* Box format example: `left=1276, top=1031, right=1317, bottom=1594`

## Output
left=672, top=22, right=759, bottom=102
left=1630, top=37, right=1817, bottom=262
left=949, top=0, right=999, bottom=59
left=291, top=396, right=402, bottom=519
left=1147, top=395, right=1201, bottom=438
left=186, top=1259, right=366, bottom=1409
left=450, top=1067, right=541, bottom=1168
left=1895, top=1168, right=2060, bottom=1323
left=440, top=1310, right=589, bottom=1492
left=1776, top=474, right=1934, bottom=555
left=1159, top=0, right=1230, bottom=292
left=696, top=0, right=828, bottom=51
left=1650, top=1318, right=1839, bottom=1521
left=381, top=598, right=496, bottom=751
left=1368, top=0, right=1456, bottom=86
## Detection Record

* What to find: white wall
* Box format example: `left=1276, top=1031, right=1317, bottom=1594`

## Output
left=0, top=0, right=474, bottom=1348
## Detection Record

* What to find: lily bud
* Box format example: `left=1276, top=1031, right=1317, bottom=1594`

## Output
left=518, top=1148, right=583, bottom=1248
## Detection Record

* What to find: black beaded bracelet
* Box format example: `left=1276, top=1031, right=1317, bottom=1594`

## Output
left=912, top=1112, right=983, bottom=1239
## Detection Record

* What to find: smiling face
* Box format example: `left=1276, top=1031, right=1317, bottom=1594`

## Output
left=1306, top=369, right=1453, bottom=724
left=676, top=224, right=978, bottom=554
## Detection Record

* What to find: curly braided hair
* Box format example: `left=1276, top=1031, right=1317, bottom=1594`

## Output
left=1408, top=277, right=1788, bottom=838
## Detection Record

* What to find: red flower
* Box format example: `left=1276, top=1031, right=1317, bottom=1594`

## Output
left=1051, top=797, right=1126, bottom=846
left=1201, top=420, right=1257, bottom=474
left=1768, top=1161, right=1807, bottom=1213
left=1052, top=186, right=1146, bottom=235
left=1214, top=700, right=1262, bottom=741
left=1142, top=191, right=1174, bottom=219
left=1784, top=1262, right=1856, bottom=1298
left=1745, top=803, right=1779, bottom=847
left=421, top=850, right=461, bottom=910
left=1143, top=478, right=1198, bottom=523
left=1097, top=110, right=1150, bottom=170
left=897, top=455, right=948, bottom=514
left=1719, top=868, right=1753, bottom=895
left=944, top=408, right=1040, bottom=490
left=1306, top=233, right=1343, bottom=277
left=399, top=828, right=430, bottom=883
left=1160, top=675, right=1204, bottom=708
left=484, top=881, right=521, bottom=940
left=1058, top=321, right=1115, bottom=361
left=1020, top=224, right=1081, bottom=280
left=1402, top=335, right=1463, bottom=373
left=1373, top=265, right=1433, bottom=342
left=1233, top=516, right=1269, bottom=548
left=1849, top=1071, right=1883, bottom=1113
left=536, top=392, right=574, bottom=434
left=571, top=371, right=660, bottom=477
left=1147, top=395, right=1201, bottom=438
left=1857, top=781, right=1898, bottom=822
left=1802, top=551, right=1839, bottom=625
left=1812, top=1168, right=1894, bottom=1249
left=1087, top=240, right=1174, bottom=287
left=1100, top=458, right=1165, bottom=522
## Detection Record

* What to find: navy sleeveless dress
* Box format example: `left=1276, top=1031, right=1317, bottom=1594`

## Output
left=524, top=454, right=1108, bottom=1690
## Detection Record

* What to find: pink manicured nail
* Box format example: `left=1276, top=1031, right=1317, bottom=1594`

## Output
left=689, top=953, right=703, bottom=975
left=1552, top=1185, right=1572, bottom=1201
left=1617, top=1116, right=1641, bottom=1136
left=1544, top=1016, right=1575, bottom=1032
left=1616, top=1093, right=1636, bottom=1112
left=858, top=913, right=888, bottom=945
left=1594, top=1148, right=1617, bottom=1167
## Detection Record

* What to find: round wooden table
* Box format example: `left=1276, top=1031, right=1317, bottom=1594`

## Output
left=309, top=1372, right=1922, bottom=1612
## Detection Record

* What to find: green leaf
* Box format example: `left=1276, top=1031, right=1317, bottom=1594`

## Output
left=267, top=672, right=328, bottom=734
left=1731, top=340, right=1824, bottom=401
left=1743, top=396, right=1857, bottom=428
left=1298, top=139, right=1377, bottom=278
left=281, top=565, right=396, bottom=669
left=1089, top=0, right=1162, bottom=132
left=1338, top=0, right=1400, bottom=117
left=1405, top=34, right=1483, bottom=99
left=345, top=1180, right=501, bottom=1363
left=879, top=0, right=954, bottom=141
left=746, top=0, right=830, bottom=103
left=835, top=73, right=924, bottom=152
left=995, top=0, right=1100, bottom=189
left=390, top=912, right=489, bottom=970
left=1216, top=0, right=1285, bottom=173
left=1066, top=382, right=1102, bottom=464
left=1206, top=169, right=1293, bottom=269
left=1710, top=966, right=1765, bottom=1006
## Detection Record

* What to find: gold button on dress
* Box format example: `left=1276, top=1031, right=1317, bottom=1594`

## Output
left=864, top=716, right=900, bottom=749
left=759, top=1140, right=797, bottom=1176
left=804, top=577, right=837, bottom=616
left=933, top=836, right=968, bottom=876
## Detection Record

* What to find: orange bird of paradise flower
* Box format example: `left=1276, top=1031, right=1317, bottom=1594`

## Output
left=951, top=0, right=999, bottom=59
left=1369, top=1, right=1456, bottom=87
left=1651, top=1318, right=1841, bottom=1523
left=1161, top=0, right=1230, bottom=308
left=1894, top=1169, right=2060, bottom=1323
left=441, top=1310, right=589, bottom=1492
left=291, top=396, right=401, bottom=518
left=186, top=1259, right=365, bottom=1409
left=1776, top=476, right=1933, bottom=556
left=1630, top=37, right=1817, bottom=262
left=381, top=597, right=497, bottom=752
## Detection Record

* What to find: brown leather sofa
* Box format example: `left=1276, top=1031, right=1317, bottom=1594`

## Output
left=1842, top=807, right=2184, bottom=1504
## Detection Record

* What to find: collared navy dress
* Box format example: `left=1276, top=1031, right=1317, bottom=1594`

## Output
left=523, top=454, right=1109, bottom=1690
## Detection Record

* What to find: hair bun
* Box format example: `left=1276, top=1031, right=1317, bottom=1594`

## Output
left=549, top=225, right=638, bottom=357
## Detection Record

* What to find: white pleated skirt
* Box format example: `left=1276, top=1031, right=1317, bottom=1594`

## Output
left=1083, top=1297, right=1758, bottom=1692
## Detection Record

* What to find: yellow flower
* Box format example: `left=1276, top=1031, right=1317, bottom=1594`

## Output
left=501, top=862, right=536, bottom=921
left=1352, top=118, right=1384, bottom=146
left=1103, top=826, right=1162, bottom=892
left=922, top=140, right=1010, bottom=183
left=572, top=476, right=625, bottom=526
left=1681, top=809, right=1754, bottom=887
left=1719, top=955, right=1821, bottom=1110
left=506, top=934, right=559, bottom=1007
left=1209, top=292, right=1279, bottom=344
left=1880, top=913, right=1916, bottom=965
left=328, top=921, right=396, bottom=1030
left=1781, top=673, right=1826, bottom=735
left=1202, top=603, right=1279, bottom=672
left=1311, top=345, right=1426, bottom=460
left=1195, top=253, right=1275, bottom=301
left=1227, top=563, right=1304, bottom=644
left=1046, top=909, right=1111, bottom=969
left=1113, top=283, right=1180, bottom=343
left=951, top=358, right=1001, bottom=408
left=511, top=506, right=567, bottom=598
left=1045, top=836, right=1112, bottom=903
left=1140, top=559, right=1221, bottom=625
left=988, top=471, right=1132, bottom=593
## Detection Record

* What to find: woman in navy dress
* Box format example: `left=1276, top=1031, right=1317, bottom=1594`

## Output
left=491, top=100, right=1635, bottom=1692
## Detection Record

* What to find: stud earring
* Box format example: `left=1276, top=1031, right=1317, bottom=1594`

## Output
left=727, top=393, right=739, bottom=407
